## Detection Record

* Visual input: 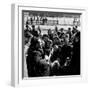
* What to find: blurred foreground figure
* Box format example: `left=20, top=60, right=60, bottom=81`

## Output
left=71, top=31, right=80, bottom=75
left=26, top=37, right=50, bottom=77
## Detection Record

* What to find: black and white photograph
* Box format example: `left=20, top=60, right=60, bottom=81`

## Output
left=22, top=9, right=81, bottom=78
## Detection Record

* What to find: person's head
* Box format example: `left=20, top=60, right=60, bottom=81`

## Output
left=53, top=36, right=59, bottom=41
left=26, top=20, right=29, bottom=25
left=32, top=25, right=35, bottom=30
left=75, top=26, right=78, bottom=29
left=26, top=25, right=28, bottom=29
left=60, top=28, right=64, bottom=32
left=42, top=34, right=49, bottom=41
left=53, top=36, right=60, bottom=45
left=25, top=19, right=29, bottom=28
left=55, top=26, right=58, bottom=32
left=68, top=27, right=71, bottom=32
left=72, top=26, right=78, bottom=33
left=74, top=31, right=80, bottom=42
left=57, top=31, right=60, bottom=36
left=64, top=34, right=69, bottom=45
left=30, top=37, right=41, bottom=50
left=38, top=38, right=45, bottom=48
left=48, top=29, right=52, bottom=35
left=53, top=45, right=59, bottom=52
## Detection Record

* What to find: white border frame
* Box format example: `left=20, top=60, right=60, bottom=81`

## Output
left=11, top=4, right=87, bottom=87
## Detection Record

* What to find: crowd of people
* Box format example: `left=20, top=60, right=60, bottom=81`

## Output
left=26, top=15, right=48, bottom=25
left=25, top=15, right=76, bottom=26
left=24, top=20, right=80, bottom=77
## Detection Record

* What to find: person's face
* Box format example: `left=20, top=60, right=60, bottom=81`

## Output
left=38, top=38, right=45, bottom=49
left=36, top=42, right=41, bottom=49
left=75, top=37, right=79, bottom=42
left=44, top=36, right=48, bottom=41
left=54, top=38, right=58, bottom=43
left=54, top=45, right=58, bottom=51
left=68, top=29, right=71, bottom=32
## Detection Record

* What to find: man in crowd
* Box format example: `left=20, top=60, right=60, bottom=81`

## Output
left=26, top=36, right=51, bottom=77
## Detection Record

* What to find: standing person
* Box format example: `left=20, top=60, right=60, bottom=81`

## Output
left=42, top=17, right=45, bottom=25
left=36, top=16, right=40, bottom=25
left=55, top=26, right=58, bottom=34
left=24, top=20, right=32, bottom=45
left=59, top=28, right=64, bottom=38
left=44, top=16, right=47, bottom=25
left=48, top=29, right=53, bottom=40
left=67, top=27, right=72, bottom=41
left=42, top=34, right=52, bottom=56
left=50, top=45, right=61, bottom=75
left=71, top=31, right=80, bottom=75
left=37, top=26, right=41, bottom=35
left=31, top=25, right=39, bottom=37
left=30, top=17, right=33, bottom=25
left=26, top=37, right=50, bottom=77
